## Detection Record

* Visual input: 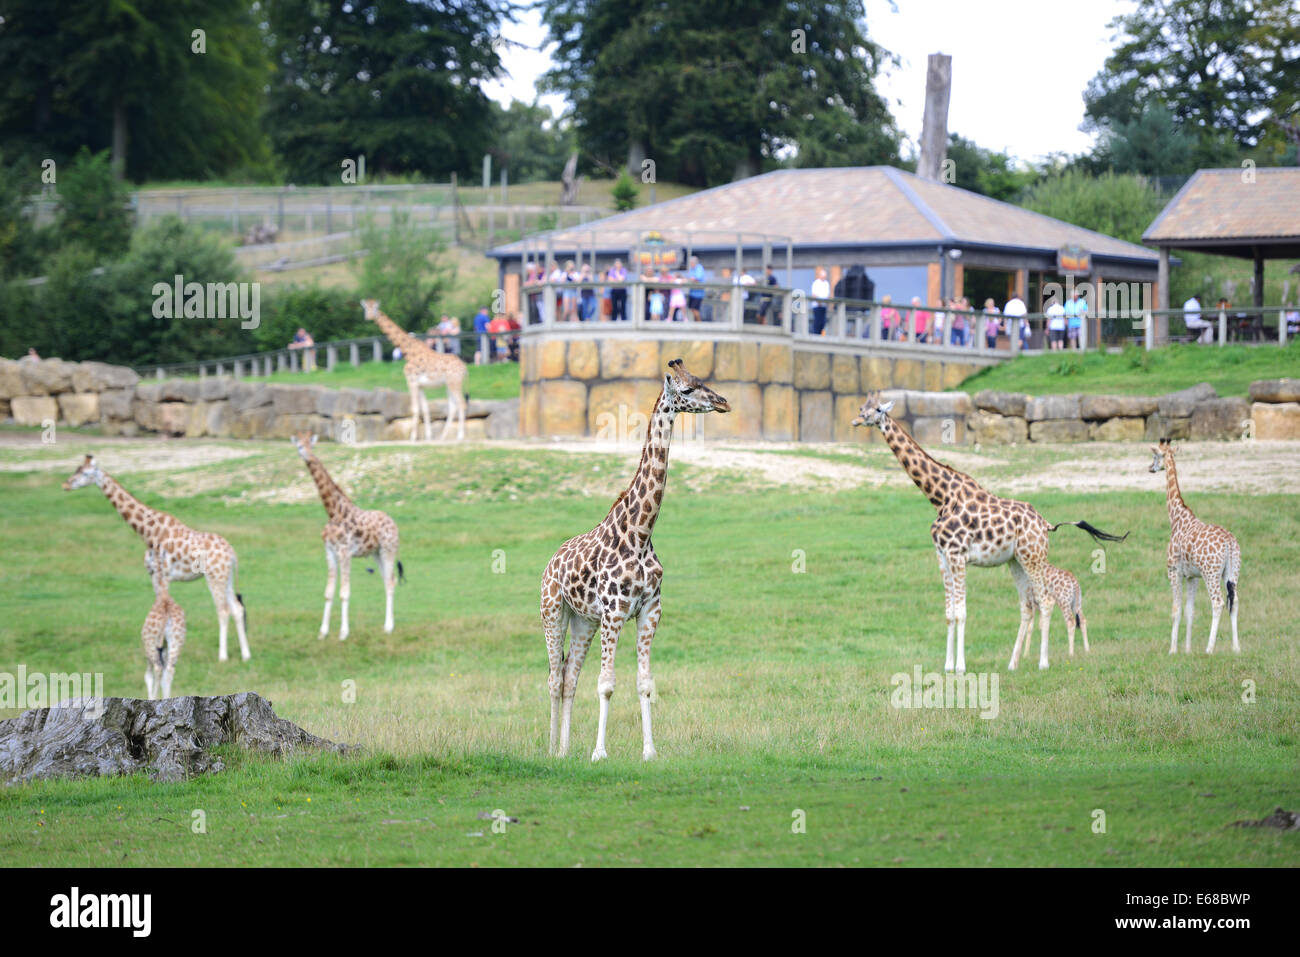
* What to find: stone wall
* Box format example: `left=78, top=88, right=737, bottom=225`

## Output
left=518, top=337, right=986, bottom=442
left=0, top=358, right=519, bottom=441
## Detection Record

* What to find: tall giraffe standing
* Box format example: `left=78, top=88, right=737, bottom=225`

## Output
left=361, top=299, right=467, bottom=441
left=1149, top=440, right=1241, bottom=654
left=541, top=359, right=730, bottom=761
left=851, top=392, right=1125, bottom=673
left=291, top=433, right=403, bottom=640
left=141, top=584, right=186, bottom=699
left=63, top=455, right=251, bottom=662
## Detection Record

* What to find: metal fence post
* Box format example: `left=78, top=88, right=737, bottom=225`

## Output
left=1144, top=310, right=1154, bottom=351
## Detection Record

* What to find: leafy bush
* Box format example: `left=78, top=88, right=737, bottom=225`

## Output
left=611, top=172, right=639, bottom=212
left=252, top=285, right=372, bottom=351
left=352, top=211, right=451, bottom=327
left=55, top=149, right=134, bottom=261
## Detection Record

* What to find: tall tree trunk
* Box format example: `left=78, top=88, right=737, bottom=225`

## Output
left=111, top=96, right=128, bottom=181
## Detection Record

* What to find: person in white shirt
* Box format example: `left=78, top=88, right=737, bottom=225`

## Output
left=1183, top=295, right=1212, bottom=343
left=1002, top=294, right=1028, bottom=348
left=810, top=267, right=830, bottom=335
left=1045, top=298, right=1067, bottom=350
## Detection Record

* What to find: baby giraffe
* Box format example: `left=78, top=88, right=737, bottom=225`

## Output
left=292, top=432, right=402, bottom=639
left=541, top=359, right=729, bottom=761
left=142, top=586, right=186, bottom=700
left=1009, top=561, right=1089, bottom=670
left=1150, top=439, right=1241, bottom=653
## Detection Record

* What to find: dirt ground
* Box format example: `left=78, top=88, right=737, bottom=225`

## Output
left=2, top=430, right=1297, bottom=497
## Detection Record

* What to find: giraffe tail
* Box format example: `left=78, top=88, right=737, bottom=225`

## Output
left=1226, top=579, right=1236, bottom=614
left=1049, top=520, right=1128, bottom=543
left=237, top=592, right=249, bottom=635
left=397, top=561, right=406, bottom=585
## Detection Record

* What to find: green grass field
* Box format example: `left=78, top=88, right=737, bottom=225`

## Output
left=959, top=341, right=1300, bottom=398
left=1, top=436, right=1297, bottom=866
left=239, top=358, right=521, bottom=400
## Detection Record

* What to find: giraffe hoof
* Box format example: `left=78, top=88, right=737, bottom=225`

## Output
left=218, top=653, right=229, bottom=663
left=590, top=748, right=608, bottom=762
left=1038, top=661, right=1048, bottom=670
left=642, top=748, right=657, bottom=761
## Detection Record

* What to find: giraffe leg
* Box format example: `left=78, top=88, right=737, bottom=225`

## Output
left=937, top=549, right=957, bottom=673
left=380, top=547, right=397, bottom=633
left=1183, top=577, right=1198, bottom=653
left=636, top=593, right=662, bottom=761
left=321, top=545, right=338, bottom=638
left=1065, top=603, right=1075, bottom=657
left=456, top=386, right=466, bottom=441
left=1205, top=573, right=1224, bottom=654
left=559, top=615, right=595, bottom=758
left=592, top=613, right=626, bottom=761
left=407, top=382, right=422, bottom=441
left=227, top=571, right=250, bottom=662
left=1008, top=559, right=1034, bottom=670
left=1228, top=546, right=1241, bottom=653
left=207, top=574, right=231, bottom=662
left=1229, top=577, right=1240, bottom=654
left=543, top=601, right=568, bottom=756
left=1168, top=567, right=1182, bottom=654
left=1080, top=614, right=1089, bottom=653
left=1030, top=572, right=1054, bottom=670
left=419, top=390, right=434, bottom=442
left=949, top=555, right=968, bottom=675
left=438, top=389, right=455, bottom=441
left=338, top=551, right=352, bottom=641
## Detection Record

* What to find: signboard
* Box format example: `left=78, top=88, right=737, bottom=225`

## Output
left=1057, top=244, right=1091, bottom=275
left=635, top=231, right=680, bottom=268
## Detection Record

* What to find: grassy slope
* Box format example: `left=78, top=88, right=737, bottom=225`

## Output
left=1, top=441, right=1297, bottom=866
left=238, top=360, right=520, bottom=400
left=958, top=341, right=1300, bottom=397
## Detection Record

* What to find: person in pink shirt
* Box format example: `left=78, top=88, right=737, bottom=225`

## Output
left=876, top=294, right=900, bottom=341
left=909, top=296, right=931, bottom=342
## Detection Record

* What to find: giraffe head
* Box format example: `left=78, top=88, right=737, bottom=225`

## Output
left=360, top=299, right=382, bottom=322
left=291, top=431, right=319, bottom=460
left=851, top=391, right=896, bottom=429
left=663, top=358, right=730, bottom=414
left=1149, top=437, right=1173, bottom=472
left=63, top=454, right=103, bottom=490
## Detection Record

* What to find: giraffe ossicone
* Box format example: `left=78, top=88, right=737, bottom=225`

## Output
left=291, top=431, right=402, bottom=640
left=540, top=361, right=729, bottom=762
left=64, top=454, right=251, bottom=662
left=852, top=390, right=1125, bottom=673
left=361, top=298, right=468, bottom=441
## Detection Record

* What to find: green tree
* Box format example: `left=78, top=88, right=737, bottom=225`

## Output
left=611, top=172, right=639, bottom=211
left=353, top=212, right=452, bottom=328
left=55, top=149, right=134, bottom=261
left=0, top=0, right=271, bottom=181
left=263, top=0, right=509, bottom=184
left=539, top=0, right=900, bottom=186
left=1018, top=170, right=1166, bottom=246
left=491, top=99, right=575, bottom=183
left=1082, top=0, right=1299, bottom=170
left=942, top=134, right=1038, bottom=201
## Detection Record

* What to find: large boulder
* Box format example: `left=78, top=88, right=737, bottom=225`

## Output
left=98, top=389, right=135, bottom=421
left=1252, top=401, right=1300, bottom=440
left=1190, top=397, right=1251, bottom=441
left=1079, top=394, right=1158, bottom=420
left=198, top=376, right=235, bottom=401
left=1025, top=394, right=1081, bottom=422
left=158, top=379, right=199, bottom=403
left=57, top=392, right=100, bottom=427
left=373, top=388, right=412, bottom=420
left=1248, top=379, right=1300, bottom=404
left=270, top=384, right=324, bottom=415
left=972, top=390, right=1027, bottom=418
left=1029, top=419, right=1090, bottom=443
left=71, top=361, right=139, bottom=393
left=10, top=395, right=58, bottom=426
left=968, top=410, right=1028, bottom=445
left=1157, top=382, right=1217, bottom=418
left=907, top=391, right=973, bottom=417
left=19, top=358, right=75, bottom=396
left=0, top=693, right=349, bottom=784
left=1089, top=417, right=1146, bottom=442
left=485, top=399, right=519, bottom=439
left=0, top=359, right=24, bottom=399
left=228, top=381, right=272, bottom=412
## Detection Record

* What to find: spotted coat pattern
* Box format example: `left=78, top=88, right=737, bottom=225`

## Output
left=64, top=455, right=250, bottom=662
left=1151, top=441, right=1241, bottom=653
left=362, top=299, right=468, bottom=441
left=292, top=432, right=401, bottom=640
left=141, top=585, right=186, bottom=699
left=1010, top=561, right=1088, bottom=668
left=541, top=360, right=730, bottom=761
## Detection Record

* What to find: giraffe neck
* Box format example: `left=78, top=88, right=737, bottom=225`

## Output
left=372, top=310, right=430, bottom=362
left=302, top=454, right=353, bottom=523
left=1165, top=457, right=1193, bottom=526
left=603, top=392, right=676, bottom=546
left=880, top=417, right=960, bottom=508
left=99, top=473, right=166, bottom=540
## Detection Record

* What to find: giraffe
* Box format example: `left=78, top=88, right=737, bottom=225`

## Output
left=361, top=298, right=467, bottom=441
left=541, top=359, right=730, bottom=761
left=141, top=585, right=186, bottom=700
left=851, top=391, right=1126, bottom=673
left=291, top=432, right=403, bottom=640
left=63, top=455, right=251, bottom=662
left=1009, top=561, right=1089, bottom=669
left=1149, top=440, right=1241, bottom=654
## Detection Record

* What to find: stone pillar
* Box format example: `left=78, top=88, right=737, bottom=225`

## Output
left=1156, top=247, right=1170, bottom=345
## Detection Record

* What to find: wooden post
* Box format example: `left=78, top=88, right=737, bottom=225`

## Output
left=1156, top=247, right=1170, bottom=346
left=327, top=344, right=338, bottom=371
left=917, top=53, right=953, bottom=182
left=350, top=342, right=360, bottom=366
left=1218, top=308, right=1227, bottom=346
left=372, top=340, right=382, bottom=362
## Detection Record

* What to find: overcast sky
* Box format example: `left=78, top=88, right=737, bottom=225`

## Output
left=480, top=0, right=1135, bottom=166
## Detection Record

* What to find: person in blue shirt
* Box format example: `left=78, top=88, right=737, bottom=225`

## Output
left=687, top=257, right=706, bottom=321
left=474, top=307, right=492, bottom=364
left=1065, top=290, right=1087, bottom=349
